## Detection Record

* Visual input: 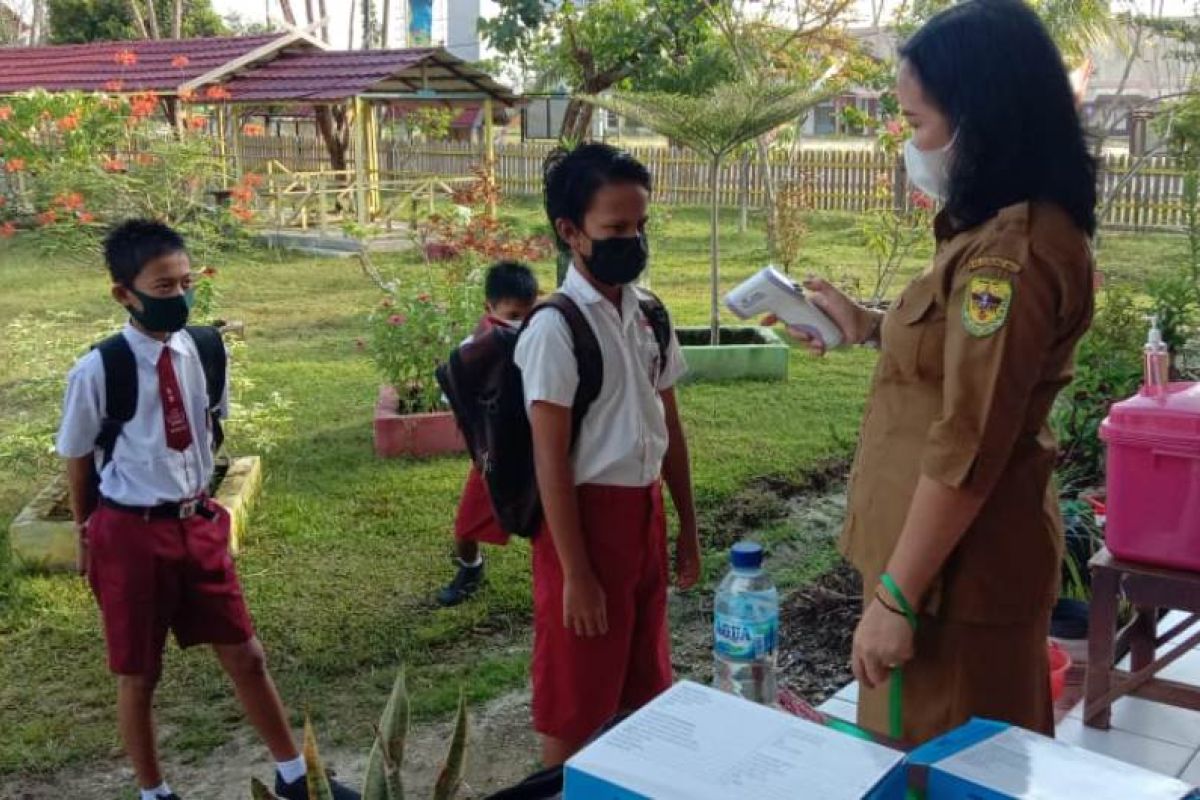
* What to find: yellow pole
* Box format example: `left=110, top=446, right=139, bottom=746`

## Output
left=367, top=101, right=382, bottom=215
left=483, top=96, right=496, bottom=220
left=353, top=96, right=369, bottom=226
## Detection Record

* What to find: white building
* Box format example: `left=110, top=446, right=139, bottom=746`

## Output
left=380, top=0, right=502, bottom=63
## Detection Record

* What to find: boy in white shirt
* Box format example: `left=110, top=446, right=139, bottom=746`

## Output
left=514, top=144, right=701, bottom=766
left=56, top=220, right=357, bottom=800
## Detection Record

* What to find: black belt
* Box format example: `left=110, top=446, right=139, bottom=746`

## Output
left=101, top=496, right=215, bottom=520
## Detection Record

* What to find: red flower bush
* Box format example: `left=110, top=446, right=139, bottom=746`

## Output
left=113, top=49, right=138, bottom=67
left=171, top=55, right=191, bottom=69
left=0, top=222, right=16, bottom=238
left=4, top=157, right=26, bottom=173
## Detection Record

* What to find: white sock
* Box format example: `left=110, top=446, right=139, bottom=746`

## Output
left=277, top=754, right=307, bottom=784
left=140, top=782, right=172, bottom=800
left=458, top=555, right=483, bottom=568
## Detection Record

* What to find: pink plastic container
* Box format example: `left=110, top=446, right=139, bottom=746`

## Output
left=1100, top=382, right=1200, bottom=571
left=1048, top=641, right=1071, bottom=702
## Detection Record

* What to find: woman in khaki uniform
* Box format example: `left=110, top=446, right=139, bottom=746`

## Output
left=777, top=0, right=1096, bottom=743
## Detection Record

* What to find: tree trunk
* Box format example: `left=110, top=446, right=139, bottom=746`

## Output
left=560, top=99, right=596, bottom=143
left=304, top=0, right=315, bottom=25
left=172, top=0, right=183, bottom=38
left=144, top=0, right=161, bottom=38
left=710, top=156, right=722, bottom=347
left=127, top=0, right=149, bottom=38
left=362, top=0, right=372, bottom=49
left=315, top=105, right=349, bottom=172
left=278, top=0, right=297, bottom=25
left=737, top=148, right=751, bottom=234
left=381, top=0, right=390, bottom=46
left=30, top=0, right=46, bottom=44
left=317, top=0, right=329, bottom=41
left=347, top=0, right=356, bottom=48
left=757, top=136, right=778, bottom=259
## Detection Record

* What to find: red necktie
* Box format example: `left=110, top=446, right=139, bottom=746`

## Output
left=157, top=348, right=194, bottom=452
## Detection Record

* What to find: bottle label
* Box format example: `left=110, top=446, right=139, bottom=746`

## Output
left=714, top=612, right=778, bottom=660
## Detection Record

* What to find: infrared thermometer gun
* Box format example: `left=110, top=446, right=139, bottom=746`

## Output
left=724, top=266, right=844, bottom=349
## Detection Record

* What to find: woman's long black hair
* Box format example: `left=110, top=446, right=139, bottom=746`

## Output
left=901, top=0, right=1097, bottom=235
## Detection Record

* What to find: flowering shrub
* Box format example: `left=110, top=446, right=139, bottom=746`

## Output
left=0, top=88, right=255, bottom=266
left=366, top=280, right=478, bottom=414
left=857, top=115, right=935, bottom=303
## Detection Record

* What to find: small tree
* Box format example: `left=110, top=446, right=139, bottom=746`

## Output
left=583, top=79, right=833, bottom=345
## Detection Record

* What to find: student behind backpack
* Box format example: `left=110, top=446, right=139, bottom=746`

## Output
left=56, top=220, right=359, bottom=800
left=514, top=144, right=701, bottom=766
left=436, top=260, right=539, bottom=607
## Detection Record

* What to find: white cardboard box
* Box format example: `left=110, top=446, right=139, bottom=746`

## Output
left=564, top=681, right=904, bottom=800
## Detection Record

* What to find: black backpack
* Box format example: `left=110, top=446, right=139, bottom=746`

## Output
left=92, top=325, right=228, bottom=468
left=436, top=291, right=672, bottom=538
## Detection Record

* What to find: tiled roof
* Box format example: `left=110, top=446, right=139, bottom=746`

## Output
left=214, top=48, right=519, bottom=104
left=0, top=34, right=280, bottom=94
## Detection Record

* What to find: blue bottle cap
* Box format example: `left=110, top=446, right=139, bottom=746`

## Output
left=730, top=541, right=764, bottom=570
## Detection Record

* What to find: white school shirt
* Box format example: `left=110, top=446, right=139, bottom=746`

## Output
left=56, top=323, right=229, bottom=506
left=514, top=266, right=687, bottom=487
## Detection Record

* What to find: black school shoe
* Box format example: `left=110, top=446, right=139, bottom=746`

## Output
left=275, top=772, right=360, bottom=800
left=436, top=560, right=485, bottom=607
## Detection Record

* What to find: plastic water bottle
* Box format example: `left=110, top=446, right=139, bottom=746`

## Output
left=713, top=541, right=779, bottom=705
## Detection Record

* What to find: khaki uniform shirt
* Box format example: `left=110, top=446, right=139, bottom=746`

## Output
left=842, top=201, right=1094, bottom=625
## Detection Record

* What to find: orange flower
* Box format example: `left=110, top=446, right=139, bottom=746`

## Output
left=204, top=85, right=232, bottom=101
left=104, top=79, right=125, bottom=93
left=242, top=173, right=264, bottom=188
left=78, top=212, right=96, bottom=224
left=101, top=156, right=126, bottom=173
left=4, top=157, right=25, bottom=173
left=114, top=49, right=138, bottom=67
left=241, top=123, right=265, bottom=137
left=0, top=105, right=11, bottom=121
left=135, top=153, right=157, bottom=166
left=229, top=186, right=253, bottom=202
left=37, top=210, right=56, bottom=226
left=56, top=114, right=80, bottom=132
left=171, top=55, right=191, bottom=69
left=187, top=115, right=208, bottom=130
left=0, top=222, right=15, bottom=238
left=230, top=205, right=254, bottom=222
left=178, top=87, right=197, bottom=102
left=201, top=266, right=217, bottom=277
left=55, top=192, right=85, bottom=210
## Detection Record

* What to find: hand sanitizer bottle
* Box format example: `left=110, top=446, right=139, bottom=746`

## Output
left=1143, top=315, right=1169, bottom=397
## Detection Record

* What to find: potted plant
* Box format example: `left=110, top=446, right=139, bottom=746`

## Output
left=581, top=78, right=835, bottom=382
left=366, top=276, right=476, bottom=459
left=363, top=172, right=551, bottom=457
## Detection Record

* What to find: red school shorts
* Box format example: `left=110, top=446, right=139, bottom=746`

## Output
left=453, top=465, right=510, bottom=546
left=86, top=500, right=256, bottom=676
left=531, top=483, right=673, bottom=744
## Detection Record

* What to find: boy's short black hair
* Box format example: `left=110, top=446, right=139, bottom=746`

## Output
left=103, top=219, right=188, bottom=287
left=484, top=260, right=538, bottom=304
left=543, top=143, right=652, bottom=254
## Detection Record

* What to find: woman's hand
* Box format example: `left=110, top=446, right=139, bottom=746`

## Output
left=75, top=521, right=89, bottom=577
left=763, top=277, right=878, bottom=356
left=564, top=571, right=608, bottom=637
left=851, top=598, right=916, bottom=690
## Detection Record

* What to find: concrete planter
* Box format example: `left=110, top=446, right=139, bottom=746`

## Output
left=677, top=326, right=790, bottom=383
left=373, top=385, right=466, bottom=458
left=9, top=455, right=263, bottom=572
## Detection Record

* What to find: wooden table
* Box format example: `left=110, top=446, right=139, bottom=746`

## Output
left=1085, top=547, right=1200, bottom=728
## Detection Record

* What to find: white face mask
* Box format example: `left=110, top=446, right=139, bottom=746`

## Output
left=903, top=135, right=955, bottom=203
left=496, top=317, right=522, bottom=329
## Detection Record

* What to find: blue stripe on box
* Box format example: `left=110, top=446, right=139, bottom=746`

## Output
left=564, top=765, right=651, bottom=800
left=905, top=718, right=1009, bottom=768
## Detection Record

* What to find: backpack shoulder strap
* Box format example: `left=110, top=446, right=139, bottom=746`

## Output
left=93, top=333, right=137, bottom=466
left=636, top=288, right=674, bottom=365
left=184, top=325, right=227, bottom=451
left=528, top=293, right=603, bottom=439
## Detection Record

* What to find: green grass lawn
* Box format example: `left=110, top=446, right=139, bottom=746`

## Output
left=0, top=202, right=1182, bottom=777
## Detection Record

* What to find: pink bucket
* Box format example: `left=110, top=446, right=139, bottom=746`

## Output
left=1101, top=383, right=1200, bottom=571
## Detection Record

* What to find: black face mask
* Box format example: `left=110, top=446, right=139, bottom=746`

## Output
left=583, top=233, right=649, bottom=286
left=128, top=288, right=194, bottom=333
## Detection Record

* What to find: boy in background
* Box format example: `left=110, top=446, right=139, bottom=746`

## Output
left=515, top=144, right=701, bottom=765
left=57, top=220, right=358, bottom=800
left=437, top=261, right=539, bottom=606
